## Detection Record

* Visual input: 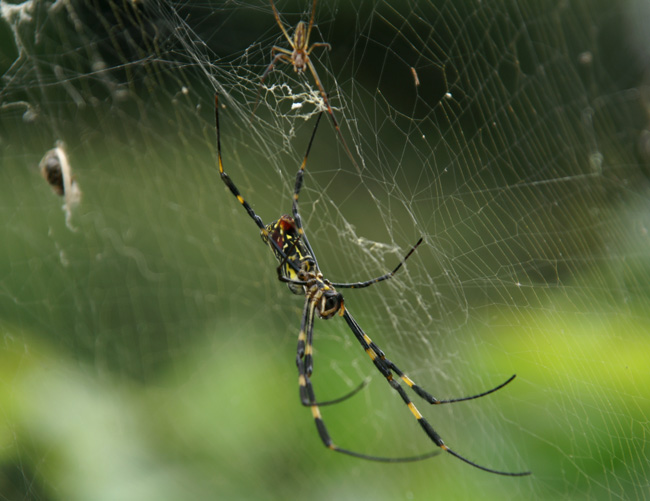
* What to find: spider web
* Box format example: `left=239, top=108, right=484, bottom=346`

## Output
left=1, top=0, right=649, bottom=499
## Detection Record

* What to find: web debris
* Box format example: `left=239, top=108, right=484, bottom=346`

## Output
left=39, top=141, right=81, bottom=232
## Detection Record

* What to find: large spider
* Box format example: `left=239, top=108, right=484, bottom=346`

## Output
left=255, top=0, right=360, bottom=173
left=216, top=94, right=530, bottom=476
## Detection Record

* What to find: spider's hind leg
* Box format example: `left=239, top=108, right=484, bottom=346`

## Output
left=297, top=298, right=440, bottom=462
left=341, top=309, right=530, bottom=476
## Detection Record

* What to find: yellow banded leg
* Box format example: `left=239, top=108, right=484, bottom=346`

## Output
left=290, top=110, right=323, bottom=265
left=296, top=302, right=437, bottom=461
left=342, top=309, right=529, bottom=476
left=297, top=298, right=367, bottom=407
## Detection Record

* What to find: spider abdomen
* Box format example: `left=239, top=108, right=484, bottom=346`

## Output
left=262, top=215, right=317, bottom=294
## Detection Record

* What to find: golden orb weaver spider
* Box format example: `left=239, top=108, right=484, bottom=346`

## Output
left=216, top=94, right=530, bottom=476
left=254, top=0, right=360, bottom=173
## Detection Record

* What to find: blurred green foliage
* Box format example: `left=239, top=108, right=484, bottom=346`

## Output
left=2, top=0, right=650, bottom=500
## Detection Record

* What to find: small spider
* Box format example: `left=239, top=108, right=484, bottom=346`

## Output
left=216, top=94, right=530, bottom=476
left=255, top=0, right=360, bottom=173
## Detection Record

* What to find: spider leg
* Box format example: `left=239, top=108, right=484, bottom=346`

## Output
left=311, top=378, right=370, bottom=406
left=342, top=309, right=531, bottom=476
left=290, top=110, right=324, bottom=266
left=294, top=298, right=368, bottom=406
left=304, top=0, right=318, bottom=46
left=215, top=95, right=265, bottom=232
left=329, top=235, right=515, bottom=403
left=330, top=233, right=520, bottom=401
left=269, top=0, right=294, bottom=45
left=296, top=298, right=440, bottom=462
left=306, top=42, right=331, bottom=55
left=360, top=325, right=518, bottom=405
left=293, top=298, right=365, bottom=406
left=266, top=48, right=293, bottom=79
left=215, top=94, right=301, bottom=274
left=332, top=237, right=423, bottom=289
left=291, top=109, right=323, bottom=226
left=395, top=370, right=517, bottom=405
left=252, top=50, right=292, bottom=118
left=278, top=275, right=309, bottom=287
left=306, top=58, right=361, bottom=174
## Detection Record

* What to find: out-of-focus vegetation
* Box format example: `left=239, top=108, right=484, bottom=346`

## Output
left=1, top=1, right=650, bottom=500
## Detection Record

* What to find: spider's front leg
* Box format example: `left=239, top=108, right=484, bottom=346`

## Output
left=252, top=49, right=293, bottom=118
left=264, top=48, right=292, bottom=80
